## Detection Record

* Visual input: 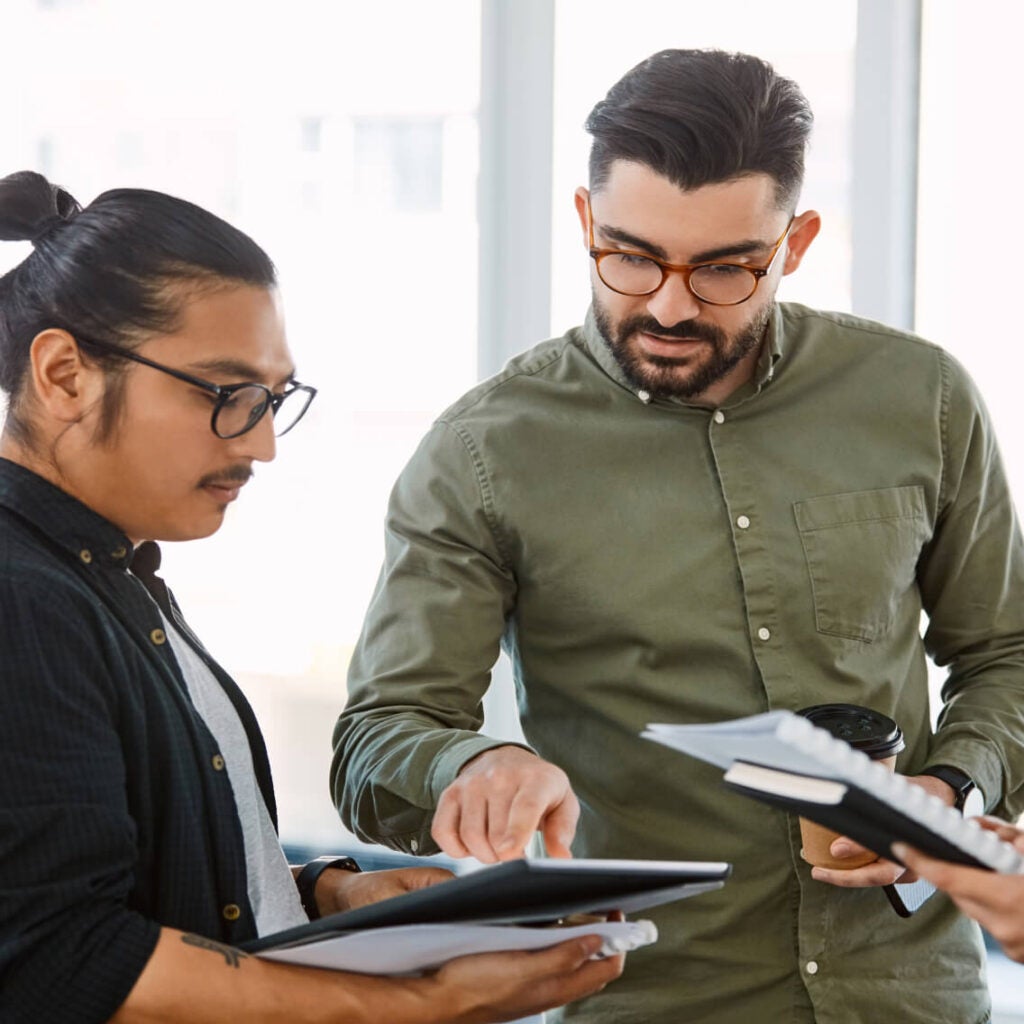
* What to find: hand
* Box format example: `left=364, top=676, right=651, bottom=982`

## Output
left=432, top=934, right=624, bottom=1023
left=810, top=773, right=956, bottom=888
left=316, top=866, right=455, bottom=916
left=894, top=820, right=1024, bottom=963
left=431, top=745, right=580, bottom=862
left=970, top=815, right=1024, bottom=846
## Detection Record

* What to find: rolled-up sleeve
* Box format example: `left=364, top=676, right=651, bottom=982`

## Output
left=332, top=421, right=523, bottom=854
left=919, top=351, right=1024, bottom=815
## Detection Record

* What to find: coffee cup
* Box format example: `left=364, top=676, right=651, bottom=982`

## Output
left=795, top=703, right=905, bottom=870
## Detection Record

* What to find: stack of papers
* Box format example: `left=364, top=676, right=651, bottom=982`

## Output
left=243, top=857, right=732, bottom=974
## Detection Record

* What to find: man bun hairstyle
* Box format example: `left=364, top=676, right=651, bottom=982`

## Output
left=0, top=170, right=82, bottom=245
left=585, top=48, right=814, bottom=209
left=0, top=170, right=276, bottom=445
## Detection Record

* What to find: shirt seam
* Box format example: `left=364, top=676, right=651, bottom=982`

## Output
left=937, top=348, right=952, bottom=515
left=437, top=420, right=513, bottom=569
left=799, top=511, right=925, bottom=530
left=438, top=341, right=574, bottom=420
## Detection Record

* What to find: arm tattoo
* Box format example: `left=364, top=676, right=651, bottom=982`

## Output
left=181, top=932, right=250, bottom=968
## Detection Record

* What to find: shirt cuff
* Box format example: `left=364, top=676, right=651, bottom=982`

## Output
left=922, top=737, right=1004, bottom=812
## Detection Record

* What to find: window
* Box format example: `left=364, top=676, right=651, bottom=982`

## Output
left=0, top=0, right=480, bottom=851
left=354, top=117, right=445, bottom=212
left=550, top=0, right=858, bottom=335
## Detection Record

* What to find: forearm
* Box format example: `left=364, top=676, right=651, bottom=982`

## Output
left=928, top=666, right=1024, bottom=812
left=110, top=928, right=440, bottom=1024
left=332, top=419, right=519, bottom=850
left=111, top=927, right=621, bottom=1024
left=920, top=358, right=1024, bottom=814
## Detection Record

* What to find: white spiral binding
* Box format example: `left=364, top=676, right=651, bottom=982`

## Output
left=785, top=714, right=1024, bottom=874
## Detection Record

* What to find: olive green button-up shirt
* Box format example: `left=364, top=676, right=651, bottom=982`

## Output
left=333, top=303, right=1024, bottom=1024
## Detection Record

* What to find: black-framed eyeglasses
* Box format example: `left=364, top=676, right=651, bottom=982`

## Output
left=587, top=197, right=794, bottom=306
left=75, top=335, right=317, bottom=439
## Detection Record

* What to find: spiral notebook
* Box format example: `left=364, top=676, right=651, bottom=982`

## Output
left=643, top=711, right=1024, bottom=876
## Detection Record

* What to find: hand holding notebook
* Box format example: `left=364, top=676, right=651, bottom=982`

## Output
left=244, top=857, right=731, bottom=974
left=643, top=711, right=1024, bottom=877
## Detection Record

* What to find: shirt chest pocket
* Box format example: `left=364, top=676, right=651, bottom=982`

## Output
left=793, top=486, right=931, bottom=643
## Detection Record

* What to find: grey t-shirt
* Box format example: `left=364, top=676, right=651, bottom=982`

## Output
left=160, top=611, right=307, bottom=936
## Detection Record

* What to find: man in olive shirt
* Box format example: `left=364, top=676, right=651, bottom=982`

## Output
left=333, top=49, right=1024, bottom=1022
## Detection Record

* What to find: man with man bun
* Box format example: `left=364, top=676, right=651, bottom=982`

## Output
left=0, top=171, right=623, bottom=1024
left=334, top=48, right=1024, bottom=1022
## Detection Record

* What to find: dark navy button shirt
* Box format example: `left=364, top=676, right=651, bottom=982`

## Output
left=0, top=458, right=278, bottom=1024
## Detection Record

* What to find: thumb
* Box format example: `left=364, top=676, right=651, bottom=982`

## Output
left=410, top=868, right=457, bottom=889
left=829, top=835, right=868, bottom=858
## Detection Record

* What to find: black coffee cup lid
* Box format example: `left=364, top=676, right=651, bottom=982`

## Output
left=796, top=703, right=904, bottom=759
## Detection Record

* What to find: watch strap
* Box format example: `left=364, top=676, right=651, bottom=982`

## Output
left=917, top=764, right=975, bottom=811
left=295, top=855, right=361, bottom=920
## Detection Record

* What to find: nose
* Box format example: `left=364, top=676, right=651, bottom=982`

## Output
left=232, top=407, right=277, bottom=464
left=645, top=269, right=703, bottom=327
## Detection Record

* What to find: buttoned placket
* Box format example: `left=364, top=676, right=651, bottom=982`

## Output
left=706, top=402, right=785, bottom=692
left=128, top=570, right=253, bottom=935
left=708, top=395, right=839, bottom=1008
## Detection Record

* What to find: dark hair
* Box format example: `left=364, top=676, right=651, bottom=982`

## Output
left=0, top=170, right=276, bottom=444
left=585, top=49, right=813, bottom=209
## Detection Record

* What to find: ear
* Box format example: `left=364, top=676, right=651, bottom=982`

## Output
left=573, top=187, right=591, bottom=247
left=28, top=330, right=106, bottom=423
left=781, top=210, right=821, bottom=276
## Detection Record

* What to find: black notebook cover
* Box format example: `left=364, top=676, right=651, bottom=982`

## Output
left=645, top=713, right=1024, bottom=879
left=243, top=857, right=731, bottom=954
left=724, top=768, right=989, bottom=870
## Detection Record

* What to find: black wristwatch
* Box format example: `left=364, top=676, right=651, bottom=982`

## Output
left=295, top=855, right=361, bottom=920
left=918, top=765, right=983, bottom=816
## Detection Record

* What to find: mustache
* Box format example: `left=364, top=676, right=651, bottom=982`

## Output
left=198, top=465, right=253, bottom=489
left=620, top=316, right=724, bottom=344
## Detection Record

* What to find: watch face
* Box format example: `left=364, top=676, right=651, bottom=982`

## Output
left=962, top=786, right=985, bottom=819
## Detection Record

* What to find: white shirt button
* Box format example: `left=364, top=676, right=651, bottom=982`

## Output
left=757, top=627, right=771, bottom=641
left=713, top=410, right=725, bottom=424
left=637, top=389, right=651, bottom=403
left=410, top=839, right=419, bottom=853
left=806, top=960, right=819, bottom=975
left=737, top=515, right=750, bottom=529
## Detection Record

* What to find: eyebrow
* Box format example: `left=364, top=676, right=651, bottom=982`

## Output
left=596, top=223, right=777, bottom=264
left=186, top=357, right=297, bottom=389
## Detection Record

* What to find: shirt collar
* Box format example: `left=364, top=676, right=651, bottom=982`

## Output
left=581, top=303, right=787, bottom=407
left=0, top=457, right=135, bottom=570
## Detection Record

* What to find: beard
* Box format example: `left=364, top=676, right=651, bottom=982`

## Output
left=592, top=293, right=774, bottom=401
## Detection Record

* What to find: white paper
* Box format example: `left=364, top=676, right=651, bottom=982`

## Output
left=644, top=711, right=835, bottom=775
left=645, top=712, right=1024, bottom=875
left=256, top=920, right=658, bottom=975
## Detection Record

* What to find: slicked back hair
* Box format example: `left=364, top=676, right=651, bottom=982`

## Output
left=585, top=49, right=813, bottom=210
left=0, top=171, right=276, bottom=446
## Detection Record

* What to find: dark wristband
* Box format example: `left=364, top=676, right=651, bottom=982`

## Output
left=917, top=764, right=976, bottom=812
left=295, top=855, right=361, bottom=920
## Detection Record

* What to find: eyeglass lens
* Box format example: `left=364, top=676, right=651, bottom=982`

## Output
left=597, top=254, right=759, bottom=304
left=214, top=385, right=313, bottom=439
